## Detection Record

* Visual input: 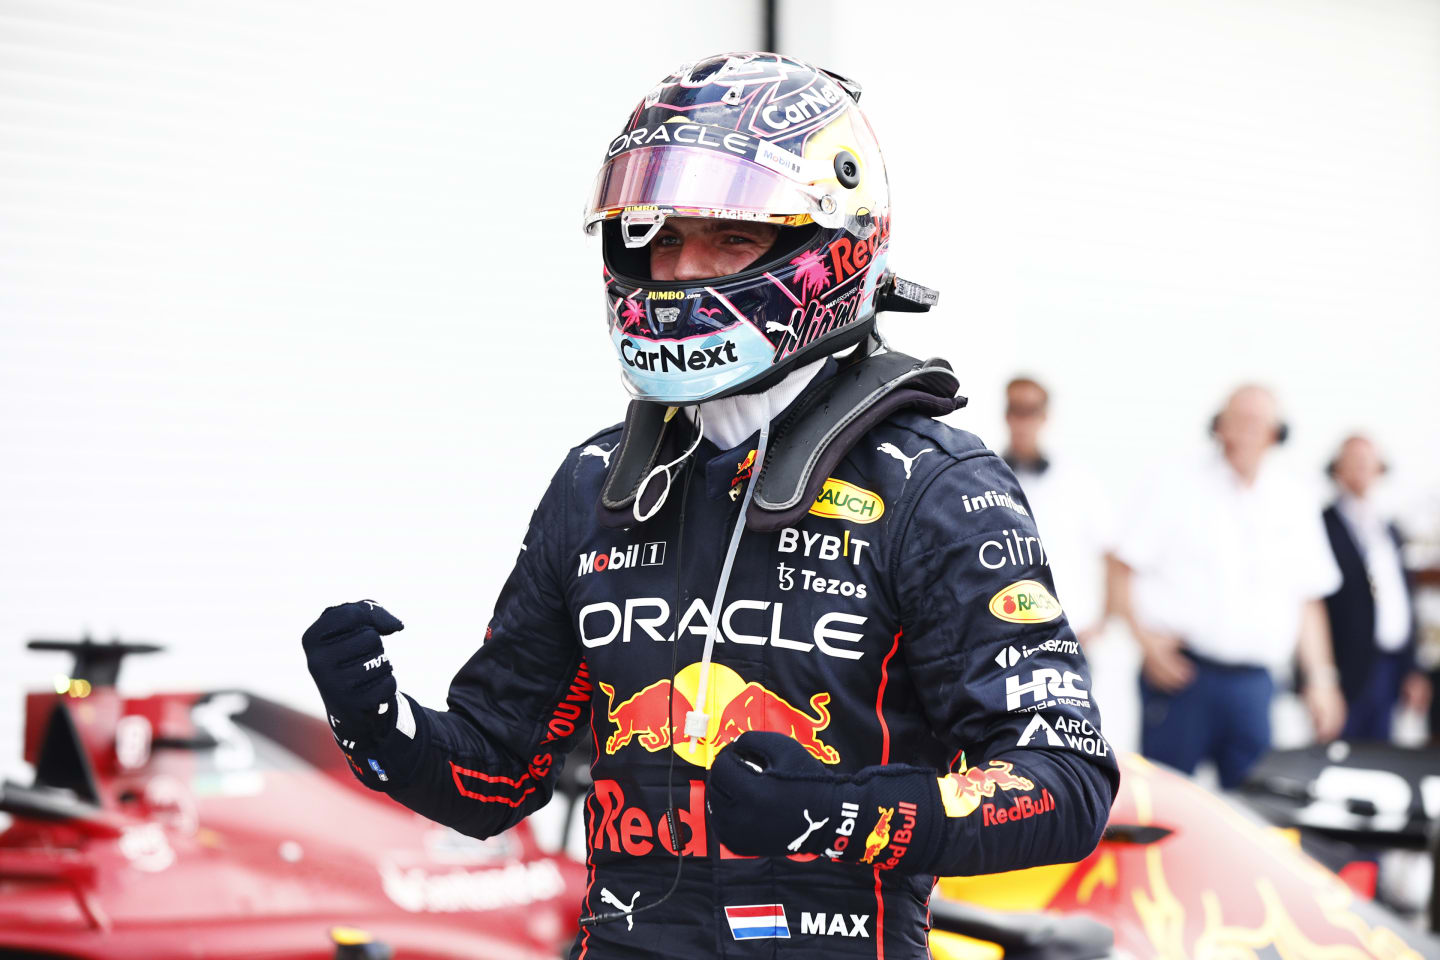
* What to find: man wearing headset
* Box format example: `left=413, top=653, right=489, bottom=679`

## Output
left=1113, top=384, right=1345, bottom=789
left=301, top=54, right=1118, bottom=959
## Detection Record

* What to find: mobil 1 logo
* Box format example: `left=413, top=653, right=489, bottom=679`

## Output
left=578, top=541, right=666, bottom=578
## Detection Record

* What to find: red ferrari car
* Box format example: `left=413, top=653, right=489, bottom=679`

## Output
left=0, top=639, right=586, bottom=959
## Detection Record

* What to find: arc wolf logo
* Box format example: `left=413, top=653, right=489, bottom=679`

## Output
left=596, top=662, right=840, bottom=768
left=1015, top=713, right=1064, bottom=747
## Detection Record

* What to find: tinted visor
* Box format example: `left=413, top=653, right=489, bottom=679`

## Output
left=585, top=145, right=820, bottom=230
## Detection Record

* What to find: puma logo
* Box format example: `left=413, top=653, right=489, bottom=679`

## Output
left=581, top=444, right=614, bottom=467
left=600, top=887, right=641, bottom=930
left=877, top=442, right=935, bottom=480
left=787, top=808, right=830, bottom=852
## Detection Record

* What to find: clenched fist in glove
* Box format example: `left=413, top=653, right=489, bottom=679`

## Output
left=707, top=731, right=943, bottom=872
left=302, top=600, right=421, bottom=789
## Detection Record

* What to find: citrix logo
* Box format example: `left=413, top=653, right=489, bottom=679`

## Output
left=620, top=337, right=739, bottom=373
left=978, top=528, right=1048, bottom=570
left=578, top=542, right=666, bottom=577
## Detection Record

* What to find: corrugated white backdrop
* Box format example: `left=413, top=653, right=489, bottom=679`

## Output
left=3, top=0, right=1438, bottom=778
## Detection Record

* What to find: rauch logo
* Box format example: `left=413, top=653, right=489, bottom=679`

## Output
left=808, top=478, right=884, bottom=524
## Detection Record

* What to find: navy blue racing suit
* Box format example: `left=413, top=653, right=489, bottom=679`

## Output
left=349, top=404, right=1119, bottom=959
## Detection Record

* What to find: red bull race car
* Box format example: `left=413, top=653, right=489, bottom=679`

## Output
left=2, top=638, right=1436, bottom=959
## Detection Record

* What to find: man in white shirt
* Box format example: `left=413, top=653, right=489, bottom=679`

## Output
left=1002, top=377, right=1115, bottom=642
left=1323, top=434, right=1430, bottom=740
left=1113, top=385, right=1345, bottom=788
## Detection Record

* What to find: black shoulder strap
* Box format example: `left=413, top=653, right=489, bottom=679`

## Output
left=599, top=400, right=678, bottom=513
left=748, top=351, right=964, bottom=531
left=595, top=350, right=965, bottom=530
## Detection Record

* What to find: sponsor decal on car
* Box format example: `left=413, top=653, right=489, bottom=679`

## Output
left=379, top=859, right=565, bottom=913
left=808, top=477, right=885, bottom=524
left=988, top=580, right=1063, bottom=623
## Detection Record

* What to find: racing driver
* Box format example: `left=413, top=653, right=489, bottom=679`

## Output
left=303, top=53, right=1119, bottom=959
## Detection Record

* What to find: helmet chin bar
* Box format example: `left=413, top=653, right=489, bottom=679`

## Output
left=620, top=208, right=667, bottom=249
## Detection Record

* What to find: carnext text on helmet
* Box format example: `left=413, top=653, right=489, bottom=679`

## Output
left=620, top=338, right=740, bottom=373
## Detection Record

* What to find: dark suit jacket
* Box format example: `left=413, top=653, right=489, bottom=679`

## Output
left=1322, top=503, right=1417, bottom=703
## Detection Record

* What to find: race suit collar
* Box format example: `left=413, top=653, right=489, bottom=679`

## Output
left=690, top=359, right=826, bottom=452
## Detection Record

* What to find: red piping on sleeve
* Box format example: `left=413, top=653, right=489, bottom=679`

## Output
left=875, top=630, right=902, bottom=765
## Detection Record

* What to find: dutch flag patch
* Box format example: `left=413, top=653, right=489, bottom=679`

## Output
left=724, top=904, right=790, bottom=940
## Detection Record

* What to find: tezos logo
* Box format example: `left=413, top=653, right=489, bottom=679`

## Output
left=578, top=541, right=666, bottom=577
left=988, top=580, right=1063, bottom=624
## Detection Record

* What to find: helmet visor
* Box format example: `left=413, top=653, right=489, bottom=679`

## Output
left=585, top=144, right=822, bottom=231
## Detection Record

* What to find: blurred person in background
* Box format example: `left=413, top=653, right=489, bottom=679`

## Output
left=1002, top=376, right=1115, bottom=643
left=298, top=53, right=1117, bottom=959
left=1323, top=434, right=1430, bottom=740
left=1112, top=384, right=1345, bottom=789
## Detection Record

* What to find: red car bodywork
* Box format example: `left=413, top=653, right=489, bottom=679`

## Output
left=1, top=672, right=585, bottom=960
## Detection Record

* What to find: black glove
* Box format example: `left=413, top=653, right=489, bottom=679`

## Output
left=302, top=600, right=413, bottom=787
left=707, top=731, right=940, bottom=871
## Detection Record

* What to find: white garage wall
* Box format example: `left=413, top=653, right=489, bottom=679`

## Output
left=0, top=0, right=763, bottom=775
left=790, top=0, right=1440, bottom=500
left=3, top=1, right=1438, bottom=777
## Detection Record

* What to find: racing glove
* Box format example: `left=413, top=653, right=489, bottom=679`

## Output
left=707, top=731, right=944, bottom=872
left=302, top=600, right=421, bottom=789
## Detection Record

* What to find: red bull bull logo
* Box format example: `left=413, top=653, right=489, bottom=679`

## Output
left=859, top=806, right=894, bottom=864
left=596, top=663, right=840, bottom=768
left=937, top=760, right=1036, bottom=819
left=596, top=680, right=691, bottom=754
